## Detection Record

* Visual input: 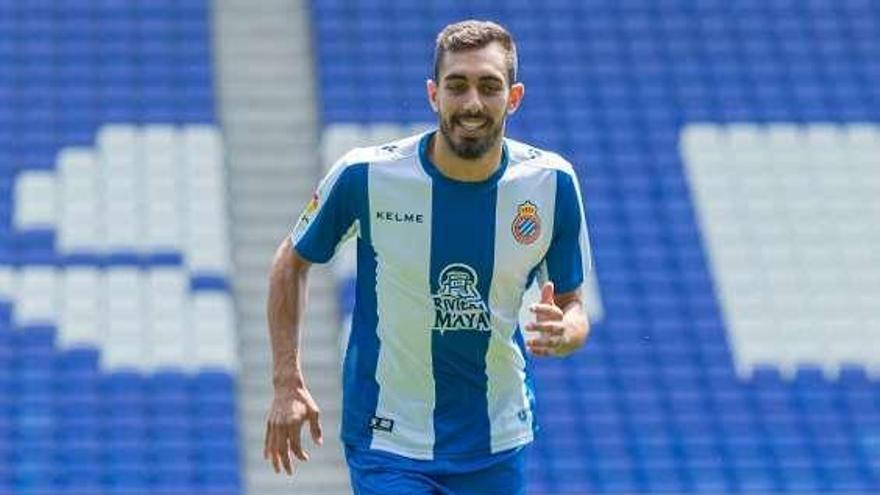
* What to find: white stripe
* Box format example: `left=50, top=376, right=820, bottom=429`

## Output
left=486, top=164, right=557, bottom=453
left=368, top=157, right=437, bottom=459
left=569, top=169, right=593, bottom=283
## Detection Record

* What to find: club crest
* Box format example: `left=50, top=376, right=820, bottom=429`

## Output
left=511, top=201, right=540, bottom=245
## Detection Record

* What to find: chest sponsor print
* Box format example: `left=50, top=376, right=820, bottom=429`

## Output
left=431, top=263, right=491, bottom=334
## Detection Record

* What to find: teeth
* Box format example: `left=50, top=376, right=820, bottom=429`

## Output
left=459, top=119, right=486, bottom=130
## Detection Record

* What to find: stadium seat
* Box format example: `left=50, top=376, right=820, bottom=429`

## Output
left=0, top=2, right=240, bottom=492
left=309, top=1, right=880, bottom=493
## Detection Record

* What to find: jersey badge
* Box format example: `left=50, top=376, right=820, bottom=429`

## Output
left=512, top=201, right=541, bottom=245
left=300, top=191, right=319, bottom=224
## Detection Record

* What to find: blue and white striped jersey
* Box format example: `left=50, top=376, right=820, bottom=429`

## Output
left=291, top=131, right=591, bottom=462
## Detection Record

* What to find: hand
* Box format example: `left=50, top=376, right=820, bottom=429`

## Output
left=263, top=385, right=324, bottom=476
left=525, top=281, right=583, bottom=357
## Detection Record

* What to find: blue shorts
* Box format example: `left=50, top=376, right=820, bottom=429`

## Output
left=344, top=444, right=528, bottom=495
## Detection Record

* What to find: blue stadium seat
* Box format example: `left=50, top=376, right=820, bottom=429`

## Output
left=310, top=0, right=880, bottom=492
left=0, top=7, right=235, bottom=479
left=55, top=346, right=98, bottom=369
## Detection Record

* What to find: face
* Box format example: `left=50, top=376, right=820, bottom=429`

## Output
left=428, top=42, right=524, bottom=160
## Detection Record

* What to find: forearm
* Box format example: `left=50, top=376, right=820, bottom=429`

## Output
left=267, top=238, right=310, bottom=392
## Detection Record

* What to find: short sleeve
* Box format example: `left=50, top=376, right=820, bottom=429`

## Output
left=290, top=159, right=367, bottom=264
left=544, top=168, right=592, bottom=294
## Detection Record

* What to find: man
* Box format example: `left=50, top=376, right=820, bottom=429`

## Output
left=264, top=20, right=592, bottom=494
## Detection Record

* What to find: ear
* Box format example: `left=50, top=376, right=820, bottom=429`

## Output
left=507, top=82, right=525, bottom=114
left=426, top=79, right=439, bottom=113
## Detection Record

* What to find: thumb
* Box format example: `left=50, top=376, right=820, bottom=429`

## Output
left=540, top=281, right=555, bottom=305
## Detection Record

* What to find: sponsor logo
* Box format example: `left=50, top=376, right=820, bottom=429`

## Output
left=432, top=263, right=491, bottom=334
left=511, top=201, right=541, bottom=245
left=375, top=211, right=425, bottom=223
left=304, top=192, right=319, bottom=215
left=369, top=416, right=395, bottom=433
left=297, top=191, right=319, bottom=227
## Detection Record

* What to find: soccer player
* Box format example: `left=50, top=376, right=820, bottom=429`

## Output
left=264, top=20, right=592, bottom=494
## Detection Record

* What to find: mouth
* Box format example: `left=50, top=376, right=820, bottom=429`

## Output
left=454, top=116, right=490, bottom=133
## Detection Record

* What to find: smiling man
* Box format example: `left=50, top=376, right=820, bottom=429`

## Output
left=263, top=20, right=593, bottom=494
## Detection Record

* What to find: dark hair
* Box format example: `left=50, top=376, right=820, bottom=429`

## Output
left=433, top=20, right=518, bottom=85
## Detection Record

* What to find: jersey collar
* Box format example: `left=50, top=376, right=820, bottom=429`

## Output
left=418, top=131, right=509, bottom=188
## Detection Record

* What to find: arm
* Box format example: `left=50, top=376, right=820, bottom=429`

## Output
left=263, top=237, right=323, bottom=476
left=525, top=282, right=590, bottom=357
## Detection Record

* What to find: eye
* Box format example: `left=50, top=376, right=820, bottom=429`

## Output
left=480, top=83, right=503, bottom=94
left=446, top=81, right=467, bottom=93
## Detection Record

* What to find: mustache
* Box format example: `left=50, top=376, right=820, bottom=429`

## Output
left=452, top=113, right=492, bottom=124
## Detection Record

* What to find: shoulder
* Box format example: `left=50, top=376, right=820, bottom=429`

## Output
left=504, top=137, right=579, bottom=179
left=333, top=133, right=423, bottom=171
left=320, top=133, right=426, bottom=193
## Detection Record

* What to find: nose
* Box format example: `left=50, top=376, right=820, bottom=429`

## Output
left=460, top=88, right=484, bottom=114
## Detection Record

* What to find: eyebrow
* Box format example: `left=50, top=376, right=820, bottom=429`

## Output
left=443, top=73, right=504, bottom=84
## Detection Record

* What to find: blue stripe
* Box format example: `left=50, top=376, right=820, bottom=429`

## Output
left=296, top=163, right=367, bottom=264
left=339, top=165, right=382, bottom=447
left=546, top=170, right=584, bottom=294
left=421, top=133, right=503, bottom=457
left=430, top=181, right=496, bottom=457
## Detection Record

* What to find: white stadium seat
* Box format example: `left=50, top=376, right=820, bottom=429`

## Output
left=321, top=123, right=365, bottom=172
left=0, top=267, right=16, bottom=303
left=183, top=126, right=224, bottom=172
left=97, top=124, right=139, bottom=160
left=101, top=339, right=147, bottom=370
left=59, top=267, right=101, bottom=346
left=682, top=123, right=880, bottom=375
left=143, top=125, right=179, bottom=158
left=147, top=269, right=187, bottom=315
left=58, top=149, right=101, bottom=251
left=14, top=172, right=57, bottom=229
left=16, top=267, right=59, bottom=325
left=10, top=123, right=237, bottom=372
left=192, top=293, right=238, bottom=369
left=367, top=123, right=407, bottom=145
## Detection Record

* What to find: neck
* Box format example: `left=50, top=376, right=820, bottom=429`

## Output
left=428, top=132, right=504, bottom=182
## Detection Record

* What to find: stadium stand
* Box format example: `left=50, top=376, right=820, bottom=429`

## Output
left=4, top=0, right=878, bottom=493
left=0, top=1, right=240, bottom=494
left=310, top=0, right=880, bottom=493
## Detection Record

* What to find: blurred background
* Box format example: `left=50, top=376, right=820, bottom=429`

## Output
left=1, top=0, right=879, bottom=494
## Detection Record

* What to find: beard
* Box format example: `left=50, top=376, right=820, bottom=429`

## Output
left=438, top=110, right=505, bottom=160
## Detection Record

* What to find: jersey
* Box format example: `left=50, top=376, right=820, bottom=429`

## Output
left=291, top=130, right=592, bottom=462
